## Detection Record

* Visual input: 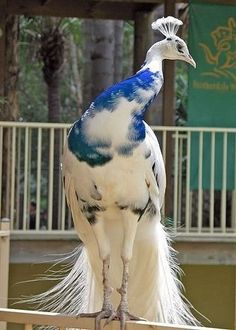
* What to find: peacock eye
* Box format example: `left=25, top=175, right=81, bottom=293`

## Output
left=167, top=37, right=172, bottom=41
left=177, top=43, right=184, bottom=53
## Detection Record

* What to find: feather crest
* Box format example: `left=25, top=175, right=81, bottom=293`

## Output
left=151, top=16, right=183, bottom=37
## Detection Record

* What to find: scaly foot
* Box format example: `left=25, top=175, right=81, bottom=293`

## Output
left=79, top=304, right=116, bottom=330
left=104, top=306, right=146, bottom=330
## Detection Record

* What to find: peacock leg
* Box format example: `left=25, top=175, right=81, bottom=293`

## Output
left=113, top=258, right=145, bottom=330
left=101, top=256, right=114, bottom=312
left=80, top=219, right=116, bottom=330
left=105, top=213, right=146, bottom=330
left=79, top=255, right=115, bottom=329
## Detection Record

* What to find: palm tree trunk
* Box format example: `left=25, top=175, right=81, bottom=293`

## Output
left=47, top=79, right=61, bottom=230
left=47, top=80, right=60, bottom=122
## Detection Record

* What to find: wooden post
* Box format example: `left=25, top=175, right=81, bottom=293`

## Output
left=0, top=218, right=10, bottom=330
left=163, top=0, right=176, bottom=218
left=134, top=11, right=153, bottom=73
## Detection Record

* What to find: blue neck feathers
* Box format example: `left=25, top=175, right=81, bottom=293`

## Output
left=90, top=68, right=161, bottom=113
left=68, top=68, right=163, bottom=166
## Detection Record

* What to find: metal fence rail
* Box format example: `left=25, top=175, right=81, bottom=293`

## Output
left=0, top=121, right=236, bottom=239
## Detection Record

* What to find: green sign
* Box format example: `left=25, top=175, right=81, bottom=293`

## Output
left=188, top=1, right=236, bottom=190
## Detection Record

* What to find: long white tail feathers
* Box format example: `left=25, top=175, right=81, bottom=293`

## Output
left=25, top=225, right=199, bottom=325
left=25, top=246, right=91, bottom=315
left=154, top=223, right=199, bottom=325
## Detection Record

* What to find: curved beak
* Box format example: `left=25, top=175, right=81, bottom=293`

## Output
left=186, top=54, right=196, bottom=68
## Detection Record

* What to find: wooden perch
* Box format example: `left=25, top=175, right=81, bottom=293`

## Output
left=0, top=308, right=228, bottom=330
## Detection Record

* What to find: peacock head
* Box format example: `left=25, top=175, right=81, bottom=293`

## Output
left=149, top=16, right=196, bottom=68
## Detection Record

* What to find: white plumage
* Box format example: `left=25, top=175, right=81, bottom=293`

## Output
left=34, top=16, right=197, bottom=330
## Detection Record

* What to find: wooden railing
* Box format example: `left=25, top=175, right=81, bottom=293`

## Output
left=0, top=219, right=10, bottom=330
left=0, top=308, right=226, bottom=330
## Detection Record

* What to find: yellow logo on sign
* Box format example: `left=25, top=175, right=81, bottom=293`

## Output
left=199, top=17, right=236, bottom=81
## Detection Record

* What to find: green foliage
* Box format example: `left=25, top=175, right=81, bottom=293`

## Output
left=60, top=19, right=84, bottom=121
left=19, top=16, right=84, bottom=123
left=19, top=17, right=47, bottom=122
left=61, top=18, right=83, bottom=44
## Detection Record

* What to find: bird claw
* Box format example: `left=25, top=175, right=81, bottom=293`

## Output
left=103, top=308, right=146, bottom=330
left=79, top=309, right=145, bottom=330
left=103, top=311, right=117, bottom=327
left=78, top=308, right=116, bottom=330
